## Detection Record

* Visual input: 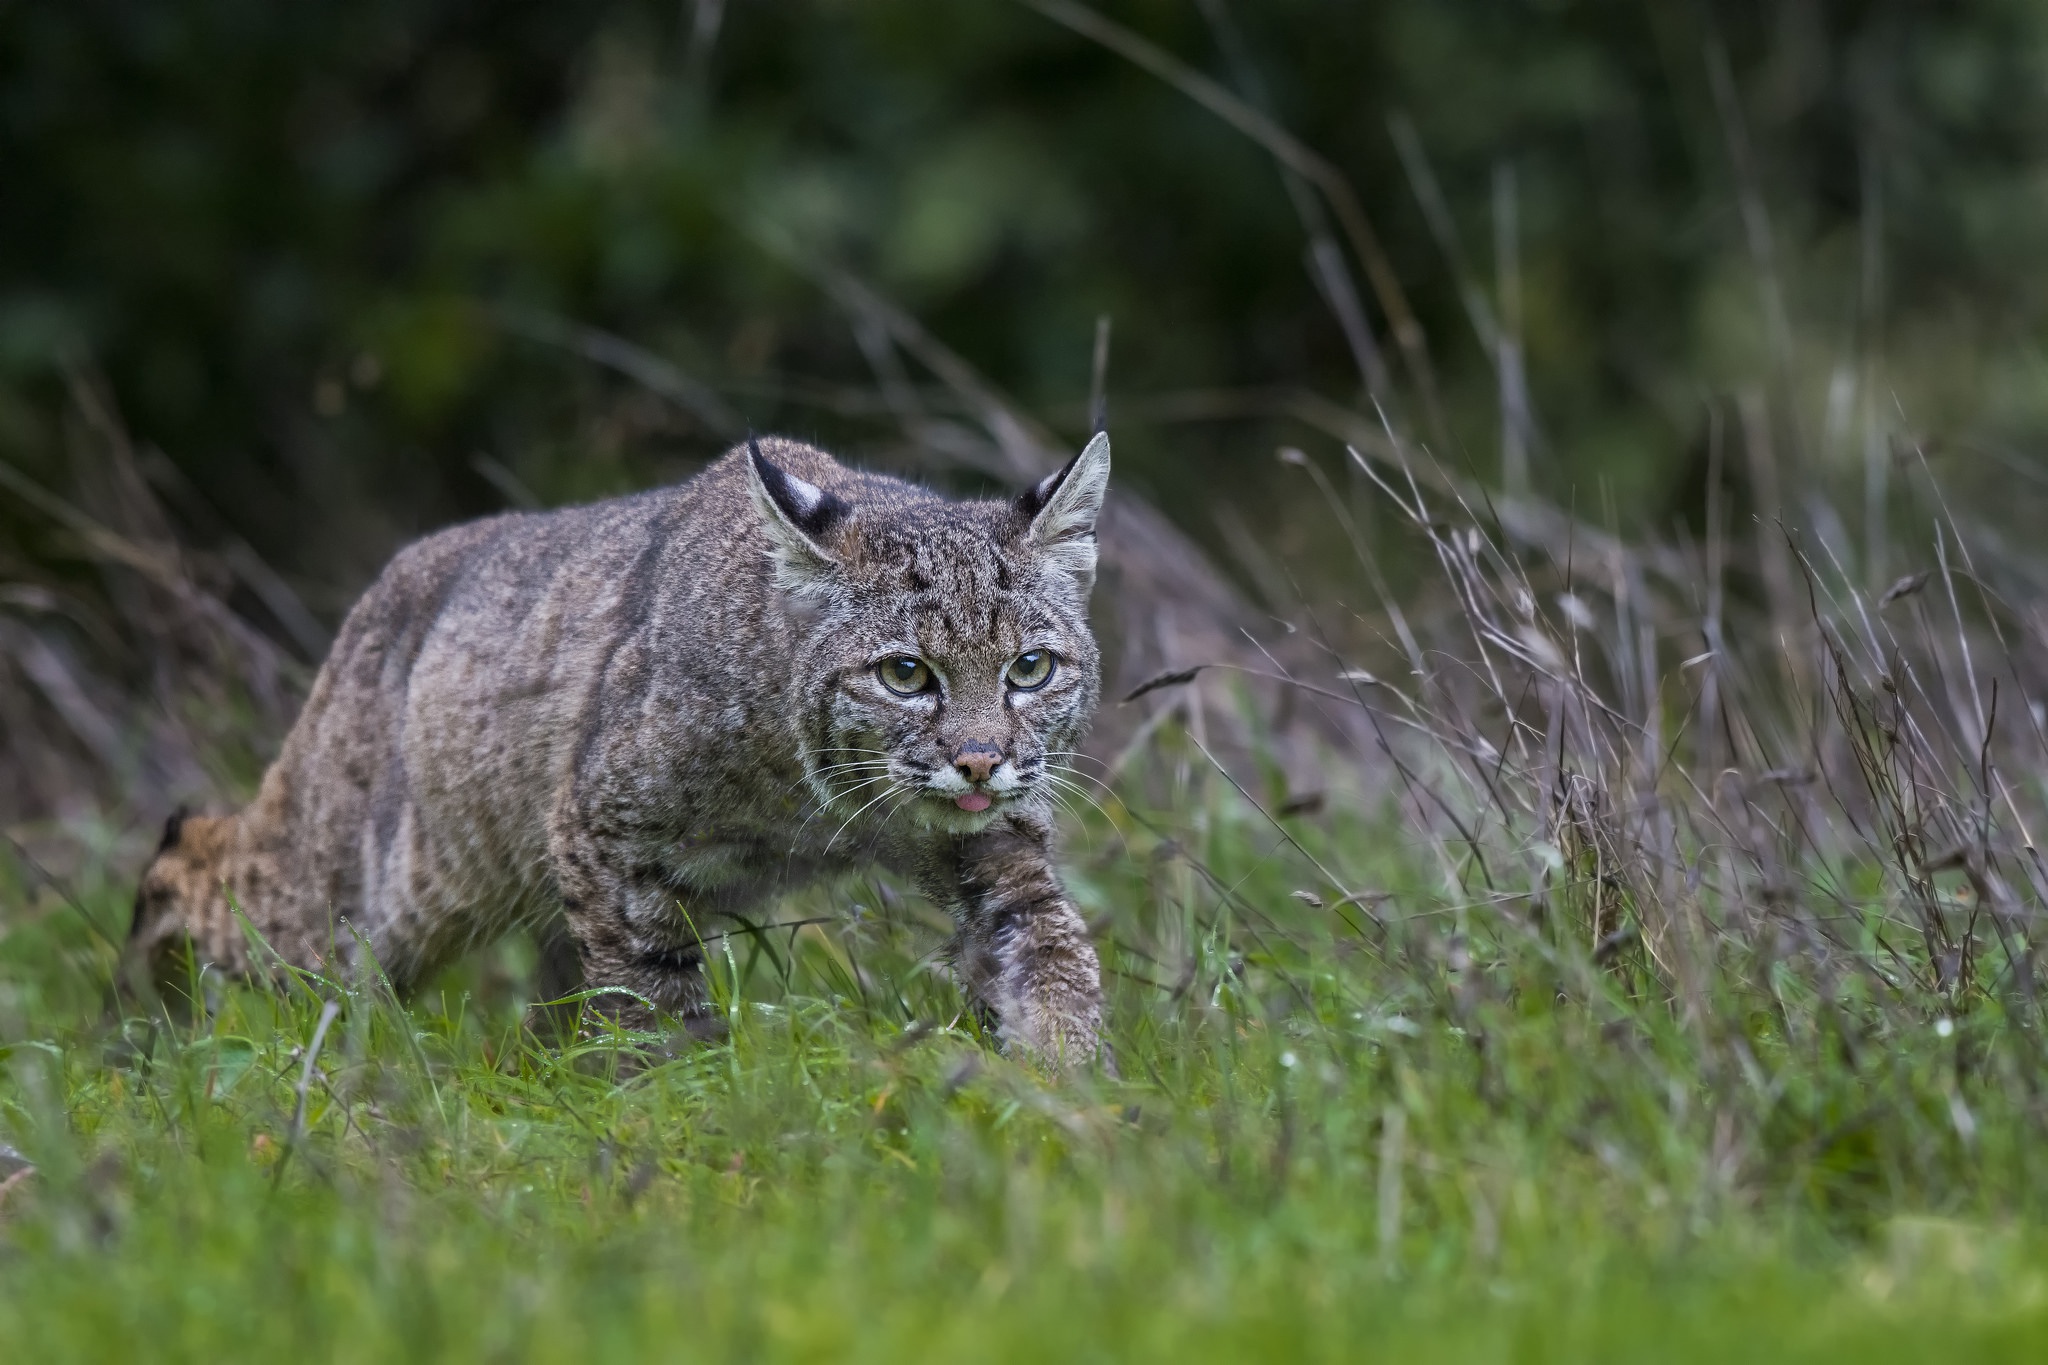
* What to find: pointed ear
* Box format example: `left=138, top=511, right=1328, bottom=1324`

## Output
left=155, top=806, right=192, bottom=854
left=1016, top=431, right=1110, bottom=590
left=746, top=439, right=850, bottom=593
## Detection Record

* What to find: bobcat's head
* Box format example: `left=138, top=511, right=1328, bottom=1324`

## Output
left=127, top=809, right=240, bottom=999
left=749, top=433, right=1110, bottom=837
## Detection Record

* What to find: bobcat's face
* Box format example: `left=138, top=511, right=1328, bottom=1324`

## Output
left=128, top=811, right=237, bottom=994
left=749, top=435, right=1110, bottom=836
left=817, top=568, right=1098, bottom=836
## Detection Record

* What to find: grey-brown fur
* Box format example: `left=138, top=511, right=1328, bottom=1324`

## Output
left=129, top=434, right=1113, bottom=1067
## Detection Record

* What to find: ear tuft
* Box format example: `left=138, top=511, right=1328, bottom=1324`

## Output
left=746, top=439, right=849, bottom=593
left=1017, top=432, right=1110, bottom=591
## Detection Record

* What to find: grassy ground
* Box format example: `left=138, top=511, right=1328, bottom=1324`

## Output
left=5, top=741, right=2048, bottom=1363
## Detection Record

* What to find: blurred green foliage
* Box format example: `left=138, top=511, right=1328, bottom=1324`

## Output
left=4, top=0, right=2047, bottom=607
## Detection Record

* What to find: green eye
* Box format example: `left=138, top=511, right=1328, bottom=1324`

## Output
left=877, top=656, right=932, bottom=695
left=1006, top=650, right=1055, bottom=690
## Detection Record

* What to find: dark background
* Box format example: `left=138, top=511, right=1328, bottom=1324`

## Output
left=5, top=0, right=2048, bottom=816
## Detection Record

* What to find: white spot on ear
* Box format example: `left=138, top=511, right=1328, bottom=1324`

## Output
left=745, top=447, right=841, bottom=595
left=780, top=470, right=827, bottom=521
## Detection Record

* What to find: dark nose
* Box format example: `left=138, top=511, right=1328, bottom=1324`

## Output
left=952, top=739, right=1004, bottom=784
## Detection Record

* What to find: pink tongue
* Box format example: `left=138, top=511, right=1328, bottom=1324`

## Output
left=955, top=792, right=992, bottom=812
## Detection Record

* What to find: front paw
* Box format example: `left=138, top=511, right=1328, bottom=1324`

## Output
left=1009, top=1007, right=1114, bottom=1076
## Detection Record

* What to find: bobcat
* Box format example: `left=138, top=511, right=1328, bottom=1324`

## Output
left=129, top=434, right=1113, bottom=1067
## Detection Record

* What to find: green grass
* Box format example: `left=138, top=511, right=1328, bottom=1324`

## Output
left=5, top=768, right=2048, bottom=1362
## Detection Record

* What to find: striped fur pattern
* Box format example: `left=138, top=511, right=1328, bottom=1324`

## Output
left=129, top=434, right=1113, bottom=1067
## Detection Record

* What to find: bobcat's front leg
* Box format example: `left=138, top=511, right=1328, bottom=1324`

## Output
left=935, top=813, right=1107, bottom=1071
left=548, top=819, right=711, bottom=1035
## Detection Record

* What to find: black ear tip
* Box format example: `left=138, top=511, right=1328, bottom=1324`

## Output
left=156, top=807, right=190, bottom=854
left=747, top=437, right=849, bottom=540
left=746, top=439, right=793, bottom=500
left=1017, top=448, right=1082, bottom=518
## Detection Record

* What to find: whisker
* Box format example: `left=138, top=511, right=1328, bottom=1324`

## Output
left=825, top=780, right=907, bottom=853
left=875, top=784, right=922, bottom=832
left=1040, top=768, right=1101, bottom=802
left=814, top=767, right=889, bottom=791
left=790, top=769, right=894, bottom=849
left=1041, top=755, right=1127, bottom=807
left=806, top=759, right=898, bottom=800
left=1041, top=785, right=1085, bottom=826
left=818, top=776, right=889, bottom=805
left=1045, top=760, right=1118, bottom=792
left=1039, top=772, right=1135, bottom=856
left=804, top=759, right=894, bottom=795
left=815, top=776, right=891, bottom=800
left=1043, top=768, right=1109, bottom=804
left=1048, top=764, right=1123, bottom=804
left=1042, top=771, right=1119, bottom=826
left=814, top=779, right=889, bottom=799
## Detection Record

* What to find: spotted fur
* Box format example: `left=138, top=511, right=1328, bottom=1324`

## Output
left=129, top=434, right=1113, bottom=1067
